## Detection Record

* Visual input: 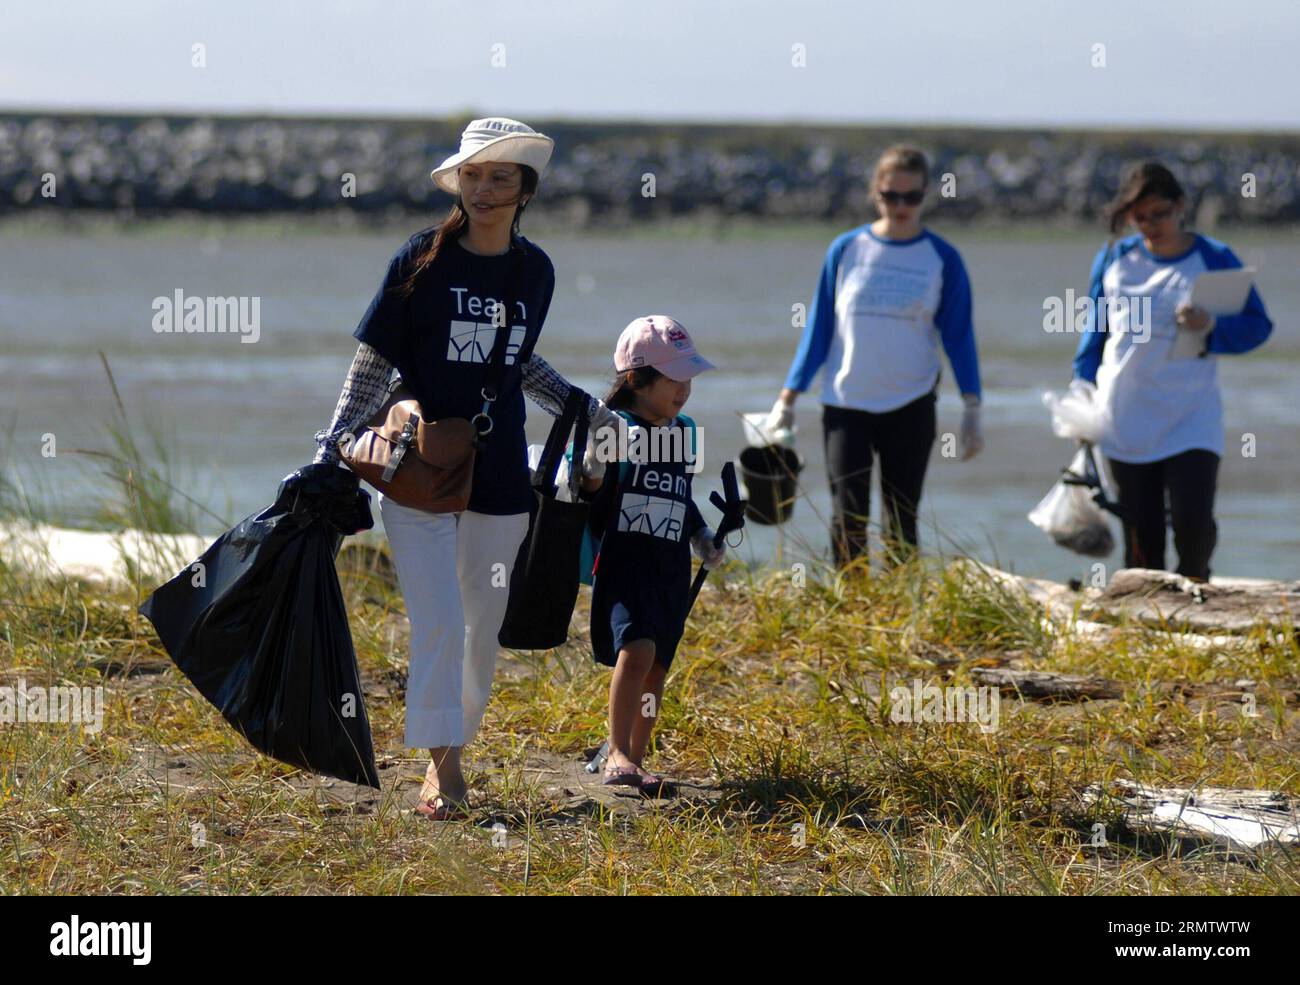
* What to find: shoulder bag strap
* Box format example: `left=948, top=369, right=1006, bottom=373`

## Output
left=471, top=239, right=525, bottom=446
left=535, top=387, right=587, bottom=497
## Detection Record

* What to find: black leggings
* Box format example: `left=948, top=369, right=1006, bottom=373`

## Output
left=822, top=390, right=936, bottom=566
left=1106, top=449, right=1220, bottom=581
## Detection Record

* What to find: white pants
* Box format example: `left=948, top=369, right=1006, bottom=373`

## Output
left=377, top=492, right=530, bottom=749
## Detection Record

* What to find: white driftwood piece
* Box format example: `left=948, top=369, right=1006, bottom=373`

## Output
left=965, top=560, right=1283, bottom=650
left=1083, top=780, right=1300, bottom=851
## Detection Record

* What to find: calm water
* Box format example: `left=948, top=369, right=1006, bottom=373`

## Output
left=2, top=220, right=1296, bottom=582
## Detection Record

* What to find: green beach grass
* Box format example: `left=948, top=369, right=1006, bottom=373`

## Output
left=1, top=367, right=1297, bottom=895
left=2, top=520, right=1298, bottom=894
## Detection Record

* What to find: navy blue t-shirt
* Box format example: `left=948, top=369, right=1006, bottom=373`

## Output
left=352, top=227, right=555, bottom=515
left=586, top=410, right=707, bottom=668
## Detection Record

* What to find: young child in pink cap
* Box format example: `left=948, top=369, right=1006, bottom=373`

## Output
left=579, top=315, right=726, bottom=792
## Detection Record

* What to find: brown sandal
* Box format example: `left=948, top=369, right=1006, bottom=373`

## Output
left=416, top=762, right=469, bottom=819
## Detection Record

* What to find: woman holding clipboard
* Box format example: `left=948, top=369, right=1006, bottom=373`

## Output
left=1072, top=162, right=1273, bottom=581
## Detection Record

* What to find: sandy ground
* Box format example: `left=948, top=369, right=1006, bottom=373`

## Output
left=0, top=521, right=210, bottom=589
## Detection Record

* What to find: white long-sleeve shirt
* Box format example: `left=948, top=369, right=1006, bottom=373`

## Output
left=1072, top=233, right=1273, bottom=463
left=784, top=225, right=982, bottom=411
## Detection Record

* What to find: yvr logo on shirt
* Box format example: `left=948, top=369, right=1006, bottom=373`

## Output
left=447, top=321, right=526, bottom=364
left=617, top=492, right=687, bottom=541
left=447, top=288, right=528, bottom=364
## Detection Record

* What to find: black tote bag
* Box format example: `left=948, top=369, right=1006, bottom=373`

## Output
left=498, top=388, right=591, bottom=650
left=139, top=466, right=381, bottom=788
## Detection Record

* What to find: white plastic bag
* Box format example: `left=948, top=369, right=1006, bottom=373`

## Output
left=1041, top=379, right=1107, bottom=445
left=526, top=442, right=576, bottom=503
left=741, top=412, right=796, bottom=449
left=1027, top=446, right=1115, bottom=557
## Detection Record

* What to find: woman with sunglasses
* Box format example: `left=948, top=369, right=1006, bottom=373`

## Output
left=769, top=145, right=983, bottom=566
left=1072, top=161, right=1272, bottom=581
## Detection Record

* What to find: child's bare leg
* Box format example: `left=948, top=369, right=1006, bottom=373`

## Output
left=628, top=662, right=667, bottom=767
left=607, top=639, right=656, bottom=770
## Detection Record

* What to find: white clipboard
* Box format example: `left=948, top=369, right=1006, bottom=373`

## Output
left=1172, top=268, right=1255, bottom=359
left=1189, top=267, right=1255, bottom=316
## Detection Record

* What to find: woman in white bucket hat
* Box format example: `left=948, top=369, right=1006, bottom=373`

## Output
left=297, top=117, right=620, bottom=819
left=429, top=117, right=557, bottom=195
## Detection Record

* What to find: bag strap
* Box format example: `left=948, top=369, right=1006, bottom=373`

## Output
left=569, top=393, right=590, bottom=499
left=537, top=387, right=589, bottom=498
left=471, top=239, right=525, bottom=446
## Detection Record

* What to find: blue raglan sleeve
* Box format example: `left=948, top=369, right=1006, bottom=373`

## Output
left=933, top=239, right=981, bottom=399
left=782, top=237, right=842, bottom=392
left=1072, top=242, right=1112, bottom=383
left=1198, top=241, right=1273, bottom=355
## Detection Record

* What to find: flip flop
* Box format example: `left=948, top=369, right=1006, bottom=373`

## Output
left=636, top=770, right=674, bottom=797
left=602, top=763, right=643, bottom=787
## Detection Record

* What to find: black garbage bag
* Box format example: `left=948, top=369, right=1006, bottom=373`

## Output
left=498, top=388, right=590, bottom=650
left=139, top=464, right=381, bottom=788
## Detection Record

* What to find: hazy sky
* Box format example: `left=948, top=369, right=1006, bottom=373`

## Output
left=3, top=0, right=1297, bottom=130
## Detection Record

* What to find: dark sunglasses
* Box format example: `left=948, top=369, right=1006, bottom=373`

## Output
left=877, top=189, right=925, bottom=206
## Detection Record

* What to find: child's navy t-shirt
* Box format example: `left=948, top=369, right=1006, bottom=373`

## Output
left=586, top=410, right=708, bottom=668
left=352, top=227, right=555, bottom=515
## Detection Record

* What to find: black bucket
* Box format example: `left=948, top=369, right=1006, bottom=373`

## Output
left=739, top=445, right=803, bottom=525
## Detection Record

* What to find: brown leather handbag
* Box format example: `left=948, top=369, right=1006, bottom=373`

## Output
left=340, top=381, right=479, bottom=513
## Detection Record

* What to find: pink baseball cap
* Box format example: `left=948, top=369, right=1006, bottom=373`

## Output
left=614, top=315, right=716, bottom=381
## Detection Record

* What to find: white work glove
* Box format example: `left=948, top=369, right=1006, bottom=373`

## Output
left=690, top=527, right=726, bottom=570
left=588, top=398, right=621, bottom=439
left=765, top=396, right=795, bottom=436
left=584, top=399, right=627, bottom=475
left=581, top=436, right=606, bottom=480
left=959, top=394, right=984, bottom=462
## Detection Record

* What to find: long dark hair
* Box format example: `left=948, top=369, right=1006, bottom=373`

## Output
left=397, top=164, right=540, bottom=296
left=603, top=366, right=663, bottom=411
left=1105, top=161, right=1186, bottom=235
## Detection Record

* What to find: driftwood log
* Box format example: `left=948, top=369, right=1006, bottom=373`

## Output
left=1086, top=569, right=1300, bottom=634
left=965, top=560, right=1296, bottom=648
left=970, top=667, right=1123, bottom=701
left=1082, top=780, right=1300, bottom=852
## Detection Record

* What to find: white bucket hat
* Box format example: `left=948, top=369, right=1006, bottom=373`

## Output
left=430, top=118, right=555, bottom=196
